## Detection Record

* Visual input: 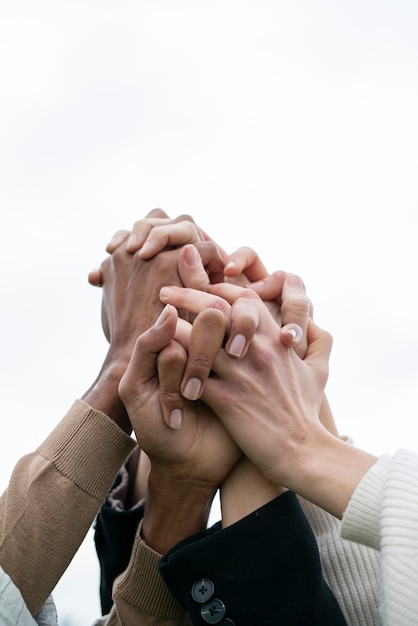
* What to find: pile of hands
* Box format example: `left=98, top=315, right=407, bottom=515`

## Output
left=88, top=209, right=336, bottom=548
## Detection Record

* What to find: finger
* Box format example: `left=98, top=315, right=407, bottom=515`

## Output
left=145, top=208, right=170, bottom=219
left=223, top=246, right=269, bottom=282
left=119, top=304, right=178, bottom=396
left=248, top=270, right=287, bottom=301
left=303, top=320, right=333, bottom=388
left=279, top=323, right=304, bottom=348
left=178, top=244, right=211, bottom=292
left=224, top=291, right=261, bottom=358
left=157, top=339, right=187, bottom=429
left=195, top=241, right=227, bottom=285
left=126, top=217, right=173, bottom=253
left=181, top=308, right=227, bottom=401
left=139, top=221, right=203, bottom=259
left=105, top=229, right=131, bottom=253
left=160, top=286, right=231, bottom=321
left=88, top=268, right=103, bottom=287
left=280, top=274, right=311, bottom=358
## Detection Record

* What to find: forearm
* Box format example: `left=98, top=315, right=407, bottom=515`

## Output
left=283, top=431, right=378, bottom=520
left=82, top=356, right=131, bottom=434
left=220, top=457, right=286, bottom=528
left=142, top=469, right=215, bottom=555
left=0, top=400, right=135, bottom=616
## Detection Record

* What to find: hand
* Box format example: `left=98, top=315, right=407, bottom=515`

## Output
left=159, top=281, right=304, bottom=407
left=82, top=240, right=186, bottom=432
left=157, top=282, right=330, bottom=482
left=88, top=209, right=226, bottom=287
left=118, top=304, right=241, bottom=552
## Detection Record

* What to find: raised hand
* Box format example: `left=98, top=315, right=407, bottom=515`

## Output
left=118, top=304, right=241, bottom=553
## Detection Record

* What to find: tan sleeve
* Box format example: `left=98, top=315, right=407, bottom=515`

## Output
left=0, top=399, right=136, bottom=616
left=108, top=521, right=191, bottom=626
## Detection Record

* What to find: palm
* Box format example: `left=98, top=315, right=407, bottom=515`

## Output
left=127, top=374, right=241, bottom=490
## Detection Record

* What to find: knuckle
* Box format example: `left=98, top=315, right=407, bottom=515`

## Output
left=173, top=213, right=195, bottom=225
left=188, top=352, right=212, bottom=371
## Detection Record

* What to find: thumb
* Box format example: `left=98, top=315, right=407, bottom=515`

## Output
left=178, top=244, right=211, bottom=291
left=119, top=305, right=178, bottom=393
left=303, top=319, right=333, bottom=389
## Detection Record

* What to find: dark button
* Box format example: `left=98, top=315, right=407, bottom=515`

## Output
left=201, top=598, right=226, bottom=624
left=218, top=620, right=235, bottom=626
left=191, top=578, right=215, bottom=603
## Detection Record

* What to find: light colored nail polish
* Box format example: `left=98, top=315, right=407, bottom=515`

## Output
left=184, top=245, right=200, bottom=266
left=154, top=305, right=170, bottom=326
left=169, top=408, right=183, bottom=429
left=287, top=274, right=305, bottom=289
left=228, top=334, right=246, bottom=357
left=183, top=377, right=202, bottom=400
left=160, top=286, right=174, bottom=299
left=139, top=241, right=152, bottom=257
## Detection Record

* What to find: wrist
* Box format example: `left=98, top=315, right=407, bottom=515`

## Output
left=142, top=468, right=216, bottom=554
left=82, top=355, right=131, bottom=434
left=282, top=429, right=378, bottom=519
left=221, top=458, right=286, bottom=528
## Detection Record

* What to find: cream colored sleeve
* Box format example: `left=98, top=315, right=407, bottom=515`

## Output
left=298, top=495, right=381, bottom=626
left=342, top=450, right=418, bottom=626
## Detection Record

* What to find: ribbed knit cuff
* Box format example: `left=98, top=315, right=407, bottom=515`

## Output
left=112, top=520, right=187, bottom=621
left=38, top=399, right=136, bottom=503
left=341, top=454, right=391, bottom=550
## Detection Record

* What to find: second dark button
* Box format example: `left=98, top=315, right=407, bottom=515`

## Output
left=201, top=598, right=226, bottom=624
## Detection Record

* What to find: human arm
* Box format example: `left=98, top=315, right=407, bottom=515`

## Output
left=114, top=307, right=347, bottom=626
left=0, top=228, right=193, bottom=616
left=0, top=401, right=135, bottom=617
left=159, top=282, right=378, bottom=520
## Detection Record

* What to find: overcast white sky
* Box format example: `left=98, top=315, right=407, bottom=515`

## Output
left=1, top=1, right=418, bottom=624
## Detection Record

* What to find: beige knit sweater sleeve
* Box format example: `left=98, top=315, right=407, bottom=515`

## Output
left=0, top=399, right=136, bottom=617
left=105, top=522, right=190, bottom=626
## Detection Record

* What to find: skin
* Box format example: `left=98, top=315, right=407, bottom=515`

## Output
left=118, top=303, right=241, bottom=553
left=154, top=282, right=378, bottom=520
left=94, top=210, right=341, bottom=537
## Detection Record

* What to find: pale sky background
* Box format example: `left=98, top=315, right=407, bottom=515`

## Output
left=1, top=1, right=418, bottom=624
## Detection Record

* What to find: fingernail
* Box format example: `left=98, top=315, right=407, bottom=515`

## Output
left=138, top=241, right=152, bottom=257
left=126, top=233, right=139, bottom=250
left=169, top=408, right=183, bottom=429
left=228, top=333, right=246, bottom=358
left=224, top=260, right=236, bottom=272
left=154, top=305, right=170, bottom=326
left=287, top=274, right=305, bottom=289
left=288, top=328, right=297, bottom=338
left=160, top=286, right=174, bottom=299
left=107, top=233, right=124, bottom=248
left=183, top=377, right=202, bottom=401
left=249, top=280, right=265, bottom=291
left=184, top=245, right=200, bottom=266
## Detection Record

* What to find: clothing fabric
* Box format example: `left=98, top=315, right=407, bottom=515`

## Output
left=96, top=455, right=381, bottom=626
left=0, top=400, right=192, bottom=626
left=341, top=449, right=418, bottom=626
left=298, top=497, right=381, bottom=625
left=0, top=400, right=136, bottom=619
left=0, top=566, right=58, bottom=626
left=94, top=446, right=145, bottom=615
left=159, top=491, right=347, bottom=625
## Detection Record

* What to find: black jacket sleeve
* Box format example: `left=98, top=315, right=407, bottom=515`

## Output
left=94, top=448, right=144, bottom=615
left=159, top=491, right=347, bottom=626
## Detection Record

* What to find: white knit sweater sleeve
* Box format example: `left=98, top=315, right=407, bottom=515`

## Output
left=297, top=496, right=381, bottom=626
left=341, top=449, right=418, bottom=626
